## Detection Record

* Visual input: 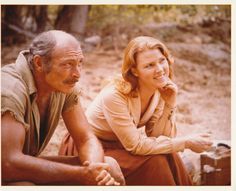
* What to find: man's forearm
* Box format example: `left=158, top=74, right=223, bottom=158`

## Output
left=39, top=155, right=81, bottom=166
left=3, top=153, right=85, bottom=185
left=77, top=135, right=105, bottom=163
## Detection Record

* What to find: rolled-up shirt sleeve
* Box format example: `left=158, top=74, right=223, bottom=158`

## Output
left=102, top=91, right=185, bottom=155
left=62, top=89, right=80, bottom=113
left=1, top=82, right=30, bottom=131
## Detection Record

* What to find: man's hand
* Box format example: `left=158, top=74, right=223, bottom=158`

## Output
left=82, top=161, right=120, bottom=185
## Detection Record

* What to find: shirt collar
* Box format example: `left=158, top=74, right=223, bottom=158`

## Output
left=128, top=89, right=160, bottom=126
left=15, top=50, right=37, bottom=96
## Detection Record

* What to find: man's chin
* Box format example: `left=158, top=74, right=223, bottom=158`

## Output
left=56, top=87, right=75, bottom=94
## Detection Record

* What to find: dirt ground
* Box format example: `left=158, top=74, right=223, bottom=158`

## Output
left=1, top=23, right=231, bottom=184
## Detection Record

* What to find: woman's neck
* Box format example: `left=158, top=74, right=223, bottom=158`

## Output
left=138, top=83, right=155, bottom=103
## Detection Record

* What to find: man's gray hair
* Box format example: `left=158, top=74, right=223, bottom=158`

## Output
left=28, top=31, right=57, bottom=71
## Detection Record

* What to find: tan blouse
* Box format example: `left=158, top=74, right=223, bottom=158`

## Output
left=86, top=83, right=185, bottom=155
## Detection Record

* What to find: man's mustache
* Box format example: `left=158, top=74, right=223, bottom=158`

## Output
left=63, top=78, right=79, bottom=84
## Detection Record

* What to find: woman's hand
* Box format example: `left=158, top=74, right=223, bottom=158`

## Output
left=82, top=161, right=120, bottom=186
left=185, top=133, right=213, bottom=153
left=158, top=78, right=178, bottom=108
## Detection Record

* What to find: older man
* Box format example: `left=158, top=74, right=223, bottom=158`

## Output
left=1, top=30, right=125, bottom=185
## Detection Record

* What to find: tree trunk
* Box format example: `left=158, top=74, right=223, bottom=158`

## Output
left=2, top=5, right=26, bottom=45
left=55, top=5, right=89, bottom=36
left=35, top=5, right=48, bottom=33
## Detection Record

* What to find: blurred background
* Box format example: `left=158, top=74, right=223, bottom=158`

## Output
left=1, top=5, right=231, bottom=185
left=1, top=5, right=231, bottom=46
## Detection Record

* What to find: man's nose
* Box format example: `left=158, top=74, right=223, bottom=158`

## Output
left=72, top=65, right=81, bottom=78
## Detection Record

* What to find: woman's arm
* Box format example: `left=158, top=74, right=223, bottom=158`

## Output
left=146, top=102, right=177, bottom=138
left=101, top=90, right=185, bottom=155
left=146, top=78, right=178, bottom=138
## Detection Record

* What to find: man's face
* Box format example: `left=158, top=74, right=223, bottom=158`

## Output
left=43, top=41, right=84, bottom=94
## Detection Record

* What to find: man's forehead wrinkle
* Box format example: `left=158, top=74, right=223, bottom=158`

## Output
left=52, top=40, right=83, bottom=59
left=59, top=54, right=84, bottom=62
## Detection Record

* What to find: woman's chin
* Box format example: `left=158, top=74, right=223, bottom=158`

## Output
left=156, top=80, right=168, bottom=88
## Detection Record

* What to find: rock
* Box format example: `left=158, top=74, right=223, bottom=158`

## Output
left=84, top=35, right=101, bottom=46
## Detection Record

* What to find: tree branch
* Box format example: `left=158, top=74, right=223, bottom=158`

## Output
left=2, top=20, right=36, bottom=38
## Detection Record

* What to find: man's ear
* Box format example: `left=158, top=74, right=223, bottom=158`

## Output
left=33, top=55, right=43, bottom=72
left=131, top=68, right=138, bottom=77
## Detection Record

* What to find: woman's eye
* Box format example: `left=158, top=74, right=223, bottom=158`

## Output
left=146, top=63, right=155, bottom=68
left=161, top=59, right=167, bottom=64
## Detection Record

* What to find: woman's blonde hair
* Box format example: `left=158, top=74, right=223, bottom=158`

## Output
left=115, top=36, right=174, bottom=97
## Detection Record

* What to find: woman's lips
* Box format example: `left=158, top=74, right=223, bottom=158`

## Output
left=154, top=75, right=165, bottom=81
left=154, top=75, right=168, bottom=87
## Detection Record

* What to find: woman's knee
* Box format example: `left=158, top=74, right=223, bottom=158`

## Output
left=147, top=154, right=169, bottom=168
left=104, top=156, right=126, bottom=185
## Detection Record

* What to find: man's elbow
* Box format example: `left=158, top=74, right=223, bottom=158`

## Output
left=2, top=157, right=15, bottom=181
left=1, top=153, right=23, bottom=182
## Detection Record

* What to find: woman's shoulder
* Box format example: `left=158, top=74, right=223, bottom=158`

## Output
left=100, top=83, right=128, bottom=104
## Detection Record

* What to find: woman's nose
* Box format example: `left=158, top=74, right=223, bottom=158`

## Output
left=155, top=64, right=163, bottom=74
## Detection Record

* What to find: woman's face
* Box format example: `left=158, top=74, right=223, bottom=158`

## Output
left=134, top=48, right=170, bottom=91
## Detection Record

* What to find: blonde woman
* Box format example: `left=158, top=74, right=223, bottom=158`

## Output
left=59, top=36, right=212, bottom=185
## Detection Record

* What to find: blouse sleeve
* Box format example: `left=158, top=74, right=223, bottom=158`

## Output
left=101, top=91, right=185, bottom=155
left=145, top=98, right=177, bottom=138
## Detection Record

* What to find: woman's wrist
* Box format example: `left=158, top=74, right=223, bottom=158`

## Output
left=172, top=137, right=186, bottom=152
left=165, top=102, right=177, bottom=110
left=163, top=103, right=177, bottom=121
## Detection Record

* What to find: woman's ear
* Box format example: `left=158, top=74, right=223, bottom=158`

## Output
left=33, top=55, right=43, bottom=72
left=131, top=68, right=138, bottom=77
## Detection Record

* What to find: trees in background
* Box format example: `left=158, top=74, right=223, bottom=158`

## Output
left=2, top=5, right=48, bottom=44
left=2, top=6, right=25, bottom=44
left=1, top=5, right=231, bottom=46
left=55, top=5, right=89, bottom=36
left=2, top=5, right=90, bottom=45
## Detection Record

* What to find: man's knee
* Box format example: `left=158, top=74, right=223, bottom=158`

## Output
left=104, top=156, right=125, bottom=185
left=3, top=181, right=36, bottom=185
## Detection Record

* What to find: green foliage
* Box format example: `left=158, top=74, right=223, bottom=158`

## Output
left=86, top=5, right=231, bottom=34
left=2, top=4, right=231, bottom=45
left=47, top=5, right=61, bottom=26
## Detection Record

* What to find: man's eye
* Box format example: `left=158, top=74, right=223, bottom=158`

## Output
left=65, top=62, right=72, bottom=67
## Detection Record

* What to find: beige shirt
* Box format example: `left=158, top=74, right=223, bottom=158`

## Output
left=86, top=83, right=185, bottom=155
left=1, top=51, right=78, bottom=156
